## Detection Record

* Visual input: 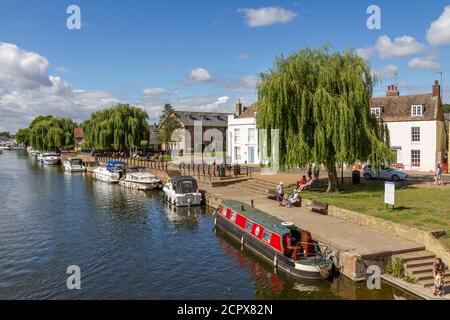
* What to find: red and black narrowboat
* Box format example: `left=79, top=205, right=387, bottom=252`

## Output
left=215, top=200, right=334, bottom=280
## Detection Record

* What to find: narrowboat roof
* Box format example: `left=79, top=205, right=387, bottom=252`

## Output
left=220, top=200, right=291, bottom=236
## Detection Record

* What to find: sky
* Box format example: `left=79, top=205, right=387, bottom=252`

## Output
left=1, top=0, right=450, bottom=133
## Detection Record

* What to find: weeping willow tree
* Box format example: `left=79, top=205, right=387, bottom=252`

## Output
left=25, top=116, right=76, bottom=151
left=82, top=104, right=149, bottom=151
left=257, top=47, right=393, bottom=193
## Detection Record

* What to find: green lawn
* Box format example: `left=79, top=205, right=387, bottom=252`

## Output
left=300, top=184, right=450, bottom=249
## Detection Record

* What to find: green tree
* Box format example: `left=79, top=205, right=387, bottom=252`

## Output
left=27, top=116, right=76, bottom=151
left=158, top=104, right=181, bottom=146
left=16, top=128, right=31, bottom=146
left=82, top=104, right=149, bottom=151
left=257, top=47, right=392, bottom=193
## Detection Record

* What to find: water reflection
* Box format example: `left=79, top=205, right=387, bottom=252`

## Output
left=163, top=202, right=203, bottom=230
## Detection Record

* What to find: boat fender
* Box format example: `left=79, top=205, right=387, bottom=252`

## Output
left=273, top=254, right=278, bottom=268
left=240, top=236, right=245, bottom=247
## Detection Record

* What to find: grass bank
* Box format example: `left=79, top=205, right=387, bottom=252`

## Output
left=300, top=184, right=450, bottom=249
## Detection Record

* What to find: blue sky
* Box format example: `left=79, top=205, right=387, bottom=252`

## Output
left=1, top=0, right=450, bottom=132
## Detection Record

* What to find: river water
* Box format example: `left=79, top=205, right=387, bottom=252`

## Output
left=0, top=151, right=418, bottom=300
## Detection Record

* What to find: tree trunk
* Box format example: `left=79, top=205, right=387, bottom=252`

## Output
left=325, top=163, right=339, bottom=193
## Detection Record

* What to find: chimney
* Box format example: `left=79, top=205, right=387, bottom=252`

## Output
left=386, top=84, right=400, bottom=97
left=235, top=99, right=243, bottom=117
left=433, top=80, right=441, bottom=98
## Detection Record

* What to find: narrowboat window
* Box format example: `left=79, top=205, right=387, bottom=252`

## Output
left=221, top=207, right=227, bottom=216
left=245, top=221, right=253, bottom=232
left=230, top=212, right=237, bottom=222
left=262, top=231, right=272, bottom=242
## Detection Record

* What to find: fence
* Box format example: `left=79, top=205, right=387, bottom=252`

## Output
left=98, top=156, right=169, bottom=171
left=178, top=162, right=254, bottom=182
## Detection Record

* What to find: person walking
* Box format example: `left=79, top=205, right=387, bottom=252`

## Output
left=435, top=164, right=444, bottom=186
left=277, top=182, right=285, bottom=207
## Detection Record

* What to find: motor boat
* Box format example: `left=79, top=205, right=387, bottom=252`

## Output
left=64, top=157, right=86, bottom=172
left=93, top=161, right=127, bottom=183
left=119, top=167, right=163, bottom=190
left=41, top=152, right=61, bottom=165
left=163, top=176, right=202, bottom=207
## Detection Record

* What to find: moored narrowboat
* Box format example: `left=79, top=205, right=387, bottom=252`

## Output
left=215, top=200, right=335, bottom=280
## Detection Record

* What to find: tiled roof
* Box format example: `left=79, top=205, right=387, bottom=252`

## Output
left=238, top=103, right=258, bottom=119
left=371, top=94, right=443, bottom=122
left=173, top=111, right=233, bottom=127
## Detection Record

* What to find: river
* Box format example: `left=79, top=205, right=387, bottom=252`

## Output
left=0, top=151, right=419, bottom=300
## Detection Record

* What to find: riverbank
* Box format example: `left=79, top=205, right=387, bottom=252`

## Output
left=202, top=181, right=448, bottom=300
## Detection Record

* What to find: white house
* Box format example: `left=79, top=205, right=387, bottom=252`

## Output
left=371, top=81, right=447, bottom=172
left=227, top=101, right=259, bottom=165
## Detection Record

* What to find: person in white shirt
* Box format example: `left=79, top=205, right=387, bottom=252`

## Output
left=277, top=182, right=285, bottom=206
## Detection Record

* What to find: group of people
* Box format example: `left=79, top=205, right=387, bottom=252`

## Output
left=276, top=176, right=315, bottom=208
left=433, top=258, right=446, bottom=297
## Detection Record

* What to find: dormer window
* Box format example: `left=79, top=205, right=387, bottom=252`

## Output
left=371, top=107, right=382, bottom=118
left=411, top=105, right=423, bottom=117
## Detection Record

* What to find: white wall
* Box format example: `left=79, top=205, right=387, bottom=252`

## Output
left=227, top=115, right=259, bottom=165
left=387, top=120, right=444, bottom=172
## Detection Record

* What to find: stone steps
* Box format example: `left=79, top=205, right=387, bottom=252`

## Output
left=393, top=250, right=436, bottom=263
left=392, top=250, right=449, bottom=289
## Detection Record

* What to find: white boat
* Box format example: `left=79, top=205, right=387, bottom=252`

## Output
left=93, top=161, right=127, bottom=183
left=119, top=167, right=163, bottom=190
left=41, top=152, right=61, bottom=165
left=163, top=176, right=202, bottom=207
left=0, top=145, right=12, bottom=151
left=64, top=157, right=86, bottom=172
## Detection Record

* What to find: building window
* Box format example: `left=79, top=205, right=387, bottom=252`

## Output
left=371, top=107, right=382, bottom=118
left=245, top=221, right=253, bottom=232
left=234, top=129, right=240, bottom=144
left=248, top=128, right=256, bottom=143
left=411, top=150, right=421, bottom=167
left=411, top=105, right=423, bottom=117
left=234, top=147, right=241, bottom=161
left=411, top=127, right=420, bottom=142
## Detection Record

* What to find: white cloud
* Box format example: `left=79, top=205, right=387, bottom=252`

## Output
left=0, top=42, right=52, bottom=89
left=408, top=56, right=442, bottom=70
left=374, top=35, right=425, bottom=58
left=372, top=65, right=398, bottom=79
left=0, top=42, right=118, bottom=132
left=238, top=7, right=297, bottom=27
left=142, top=87, right=166, bottom=96
left=427, top=6, right=450, bottom=46
left=356, top=47, right=373, bottom=60
left=187, top=68, right=213, bottom=83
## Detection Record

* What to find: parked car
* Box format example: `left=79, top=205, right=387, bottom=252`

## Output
left=363, top=165, right=409, bottom=182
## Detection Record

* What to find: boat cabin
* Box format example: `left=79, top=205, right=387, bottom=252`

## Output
left=218, top=200, right=316, bottom=261
left=68, top=158, right=83, bottom=166
left=170, top=176, right=199, bottom=194
left=104, top=161, right=127, bottom=172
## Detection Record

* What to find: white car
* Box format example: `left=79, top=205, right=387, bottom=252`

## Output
left=363, top=165, right=409, bottom=182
